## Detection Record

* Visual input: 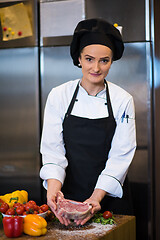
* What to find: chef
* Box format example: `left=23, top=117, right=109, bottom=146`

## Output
left=40, top=18, right=136, bottom=226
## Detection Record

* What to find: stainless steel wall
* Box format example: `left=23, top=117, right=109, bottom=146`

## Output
left=40, top=46, right=82, bottom=113
left=0, top=47, right=41, bottom=203
left=85, top=0, right=146, bottom=42
left=151, top=0, right=160, bottom=239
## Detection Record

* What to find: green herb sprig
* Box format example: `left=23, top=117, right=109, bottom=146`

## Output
left=91, top=212, right=116, bottom=225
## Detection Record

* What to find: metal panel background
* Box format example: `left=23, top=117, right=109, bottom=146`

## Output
left=85, top=0, right=146, bottom=42
left=0, top=47, right=41, bottom=203
left=151, top=0, right=160, bottom=239
left=40, top=46, right=82, bottom=114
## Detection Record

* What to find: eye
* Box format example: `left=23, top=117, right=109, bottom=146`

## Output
left=101, top=58, right=109, bottom=63
left=85, top=57, right=92, bottom=62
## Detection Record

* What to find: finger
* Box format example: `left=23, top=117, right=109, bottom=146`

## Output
left=80, top=215, right=92, bottom=225
left=91, top=207, right=97, bottom=214
left=53, top=210, right=71, bottom=226
left=75, top=214, right=92, bottom=226
left=54, top=211, right=65, bottom=225
left=51, top=202, right=57, bottom=211
left=91, top=205, right=101, bottom=214
left=74, top=219, right=82, bottom=225
left=66, top=218, right=71, bottom=225
left=62, top=216, right=71, bottom=226
left=48, top=202, right=57, bottom=215
left=47, top=197, right=57, bottom=211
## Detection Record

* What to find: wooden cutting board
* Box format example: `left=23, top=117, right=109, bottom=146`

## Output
left=0, top=215, right=136, bottom=240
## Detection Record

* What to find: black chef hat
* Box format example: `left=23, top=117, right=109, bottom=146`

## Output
left=70, top=18, right=124, bottom=67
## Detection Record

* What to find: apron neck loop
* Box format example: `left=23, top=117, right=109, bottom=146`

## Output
left=65, top=80, right=114, bottom=118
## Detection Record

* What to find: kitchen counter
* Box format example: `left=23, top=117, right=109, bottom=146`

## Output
left=0, top=215, right=136, bottom=240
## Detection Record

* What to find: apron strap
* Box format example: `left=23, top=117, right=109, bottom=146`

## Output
left=104, top=80, right=114, bottom=118
left=65, top=82, right=79, bottom=117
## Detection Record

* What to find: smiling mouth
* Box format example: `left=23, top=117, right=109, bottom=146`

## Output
left=90, top=73, right=101, bottom=76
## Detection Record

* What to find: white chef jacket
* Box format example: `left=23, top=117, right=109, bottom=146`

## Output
left=40, top=79, right=136, bottom=198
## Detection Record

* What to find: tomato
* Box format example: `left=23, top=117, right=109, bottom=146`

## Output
left=0, top=202, right=9, bottom=213
left=27, top=201, right=40, bottom=211
left=5, top=208, right=15, bottom=215
left=38, top=209, right=43, bottom=214
left=40, top=204, right=49, bottom=212
left=34, top=205, right=40, bottom=211
left=24, top=202, right=34, bottom=212
left=33, top=211, right=38, bottom=214
left=15, top=205, right=25, bottom=215
left=103, top=211, right=112, bottom=219
left=23, top=211, right=28, bottom=216
left=13, top=202, right=23, bottom=208
left=28, top=200, right=36, bottom=205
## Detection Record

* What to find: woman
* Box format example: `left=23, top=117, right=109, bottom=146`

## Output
left=40, top=18, right=136, bottom=226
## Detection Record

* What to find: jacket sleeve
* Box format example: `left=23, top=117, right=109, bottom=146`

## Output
left=39, top=90, right=68, bottom=189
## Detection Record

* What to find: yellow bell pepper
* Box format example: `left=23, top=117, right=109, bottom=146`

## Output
left=23, top=214, right=47, bottom=236
left=9, top=190, right=26, bottom=207
left=0, top=193, right=12, bottom=207
left=20, top=190, right=28, bottom=203
left=0, top=190, right=28, bottom=207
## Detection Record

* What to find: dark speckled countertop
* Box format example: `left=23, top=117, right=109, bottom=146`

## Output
left=0, top=215, right=136, bottom=240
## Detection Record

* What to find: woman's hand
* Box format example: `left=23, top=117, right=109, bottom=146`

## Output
left=74, top=198, right=101, bottom=225
left=74, top=188, right=107, bottom=226
left=47, top=179, right=71, bottom=226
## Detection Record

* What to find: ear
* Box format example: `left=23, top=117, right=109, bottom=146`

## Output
left=78, top=56, right=82, bottom=65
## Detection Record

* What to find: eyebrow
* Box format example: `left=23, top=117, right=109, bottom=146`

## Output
left=84, top=54, right=110, bottom=59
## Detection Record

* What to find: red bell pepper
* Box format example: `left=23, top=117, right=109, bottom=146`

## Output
left=3, top=216, right=23, bottom=238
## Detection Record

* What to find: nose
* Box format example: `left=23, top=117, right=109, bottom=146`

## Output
left=93, top=61, right=100, bottom=72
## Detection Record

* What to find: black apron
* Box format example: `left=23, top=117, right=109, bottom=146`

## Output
left=62, top=80, right=133, bottom=215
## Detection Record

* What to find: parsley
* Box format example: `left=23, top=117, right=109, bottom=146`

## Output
left=91, top=212, right=116, bottom=225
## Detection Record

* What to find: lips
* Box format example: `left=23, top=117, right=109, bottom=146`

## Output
left=90, top=73, right=102, bottom=77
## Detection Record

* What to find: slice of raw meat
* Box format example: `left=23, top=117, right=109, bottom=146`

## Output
left=56, top=191, right=92, bottom=220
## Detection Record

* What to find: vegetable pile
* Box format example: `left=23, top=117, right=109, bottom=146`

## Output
left=0, top=200, right=49, bottom=216
left=0, top=190, right=49, bottom=216
left=0, top=189, right=49, bottom=238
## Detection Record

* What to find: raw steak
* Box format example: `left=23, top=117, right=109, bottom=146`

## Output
left=56, top=191, right=92, bottom=220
